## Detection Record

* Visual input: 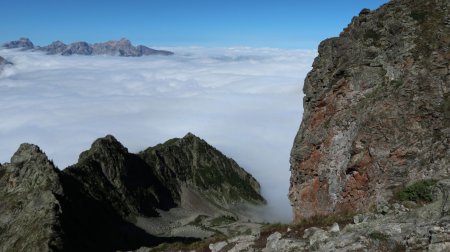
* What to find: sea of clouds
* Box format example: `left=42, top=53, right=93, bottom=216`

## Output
left=0, top=47, right=316, bottom=222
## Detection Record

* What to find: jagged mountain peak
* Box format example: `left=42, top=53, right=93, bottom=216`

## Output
left=11, top=143, right=47, bottom=165
left=0, top=142, right=64, bottom=251
left=78, top=135, right=129, bottom=169
left=90, top=134, right=127, bottom=151
left=7, top=143, right=61, bottom=188
left=184, top=131, right=197, bottom=138
left=74, top=135, right=136, bottom=197
left=50, top=40, right=65, bottom=45
left=181, top=132, right=205, bottom=143
left=2, top=37, right=34, bottom=49
left=106, top=38, right=132, bottom=46
left=2, top=37, right=174, bottom=57
left=140, top=133, right=265, bottom=206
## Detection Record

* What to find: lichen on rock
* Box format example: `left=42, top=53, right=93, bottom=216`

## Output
left=290, top=0, right=450, bottom=222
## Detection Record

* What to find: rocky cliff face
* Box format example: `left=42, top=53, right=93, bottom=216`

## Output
left=290, top=0, right=450, bottom=222
left=0, top=134, right=264, bottom=251
left=2, top=38, right=174, bottom=56
left=64, top=135, right=175, bottom=218
left=0, top=144, right=64, bottom=251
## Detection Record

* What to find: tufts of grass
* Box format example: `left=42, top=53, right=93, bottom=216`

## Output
left=210, top=215, right=237, bottom=226
left=394, top=179, right=437, bottom=203
left=261, top=222, right=290, bottom=234
left=296, top=211, right=356, bottom=228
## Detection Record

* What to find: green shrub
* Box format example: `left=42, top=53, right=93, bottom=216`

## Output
left=189, top=214, right=208, bottom=226
left=364, top=29, right=381, bottom=42
left=369, top=231, right=390, bottom=241
left=0, top=168, right=5, bottom=179
left=410, top=11, right=428, bottom=22
left=210, top=215, right=237, bottom=226
left=390, top=80, right=403, bottom=89
left=261, top=222, right=290, bottom=233
left=395, top=179, right=437, bottom=203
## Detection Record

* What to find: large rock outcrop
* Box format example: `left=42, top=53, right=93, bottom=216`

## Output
left=0, top=144, right=64, bottom=251
left=290, top=0, right=450, bottom=222
left=0, top=134, right=264, bottom=251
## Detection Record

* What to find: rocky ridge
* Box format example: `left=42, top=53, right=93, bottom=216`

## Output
left=0, top=133, right=265, bottom=251
left=2, top=37, right=34, bottom=50
left=2, top=37, right=174, bottom=56
left=289, top=0, right=450, bottom=221
left=0, top=144, right=64, bottom=251
left=207, top=179, right=450, bottom=251
left=139, top=133, right=265, bottom=208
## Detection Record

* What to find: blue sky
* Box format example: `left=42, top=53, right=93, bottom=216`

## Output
left=2, top=0, right=389, bottom=48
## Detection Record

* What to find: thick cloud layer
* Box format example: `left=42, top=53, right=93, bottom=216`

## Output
left=0, top=47, right=315, bottom=222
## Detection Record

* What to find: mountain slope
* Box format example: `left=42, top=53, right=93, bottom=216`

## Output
left=289, top=0, right=450, bottom=221
left=64, top=135, right=176, bottom=218
left=139, top=133, right=266, bottom=208
left=0, top=134, right=264, bottom=251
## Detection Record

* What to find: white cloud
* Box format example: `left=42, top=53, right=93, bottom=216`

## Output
left=0, top=47, right=316, bottom=222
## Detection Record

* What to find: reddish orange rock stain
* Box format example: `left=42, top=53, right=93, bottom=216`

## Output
left=299, top=150, right=322, bottom=177
left=294, top=177, right=331, bottom=222
left=337, top=171, right=370, bottom=212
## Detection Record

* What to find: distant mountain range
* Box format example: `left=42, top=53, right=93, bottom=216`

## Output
left=2, top=37, right=174, bottom=57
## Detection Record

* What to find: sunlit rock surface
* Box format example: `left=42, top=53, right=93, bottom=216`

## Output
left=289, top=0, right=450, bottom=221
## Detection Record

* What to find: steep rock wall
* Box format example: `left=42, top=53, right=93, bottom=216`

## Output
left=290, top=0, right=450, bottom=222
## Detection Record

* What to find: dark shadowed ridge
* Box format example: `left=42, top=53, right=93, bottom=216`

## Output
left=139, top=132, right=266, bottom=207
left=0, top=133, right=264, bottom=251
